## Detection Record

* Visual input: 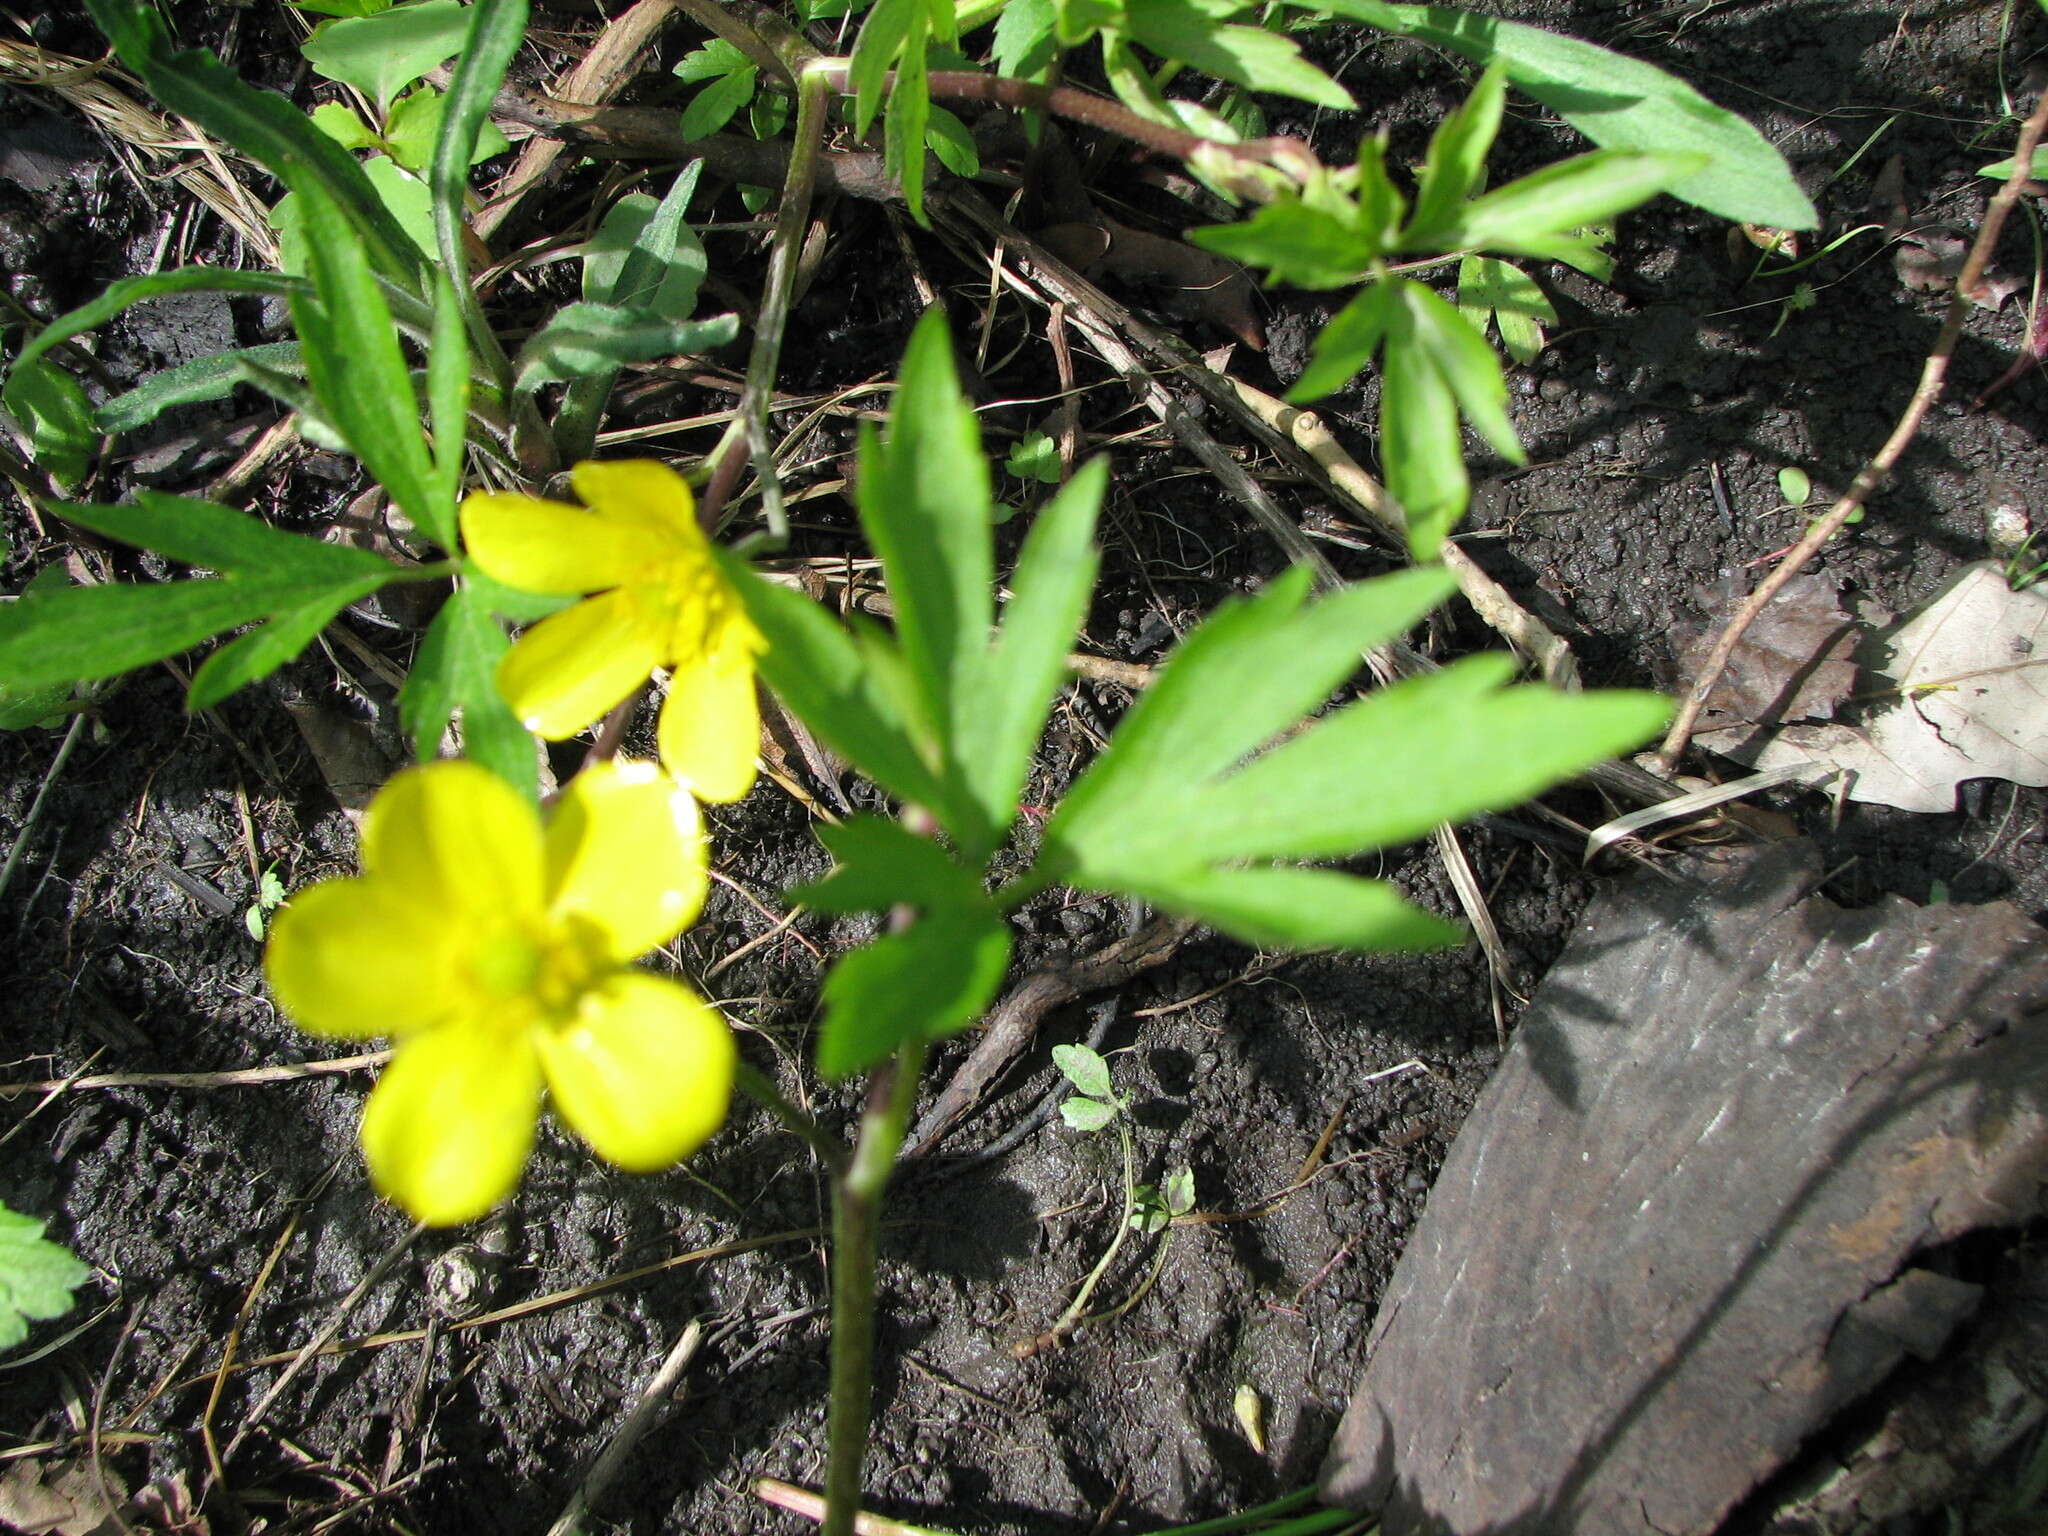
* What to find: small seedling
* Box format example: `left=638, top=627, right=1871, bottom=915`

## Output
left=1016, top=1046, right=1195, bottom=1357
left=244, top=865, right=287, bottom=942
left=1005, top=431, right=1063, bottom=487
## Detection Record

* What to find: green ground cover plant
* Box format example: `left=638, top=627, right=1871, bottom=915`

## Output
left=0, top=0, right=1827, bottom=1527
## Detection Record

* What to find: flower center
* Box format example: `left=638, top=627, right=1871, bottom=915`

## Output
left=469, top=920, right=609, bottom=1025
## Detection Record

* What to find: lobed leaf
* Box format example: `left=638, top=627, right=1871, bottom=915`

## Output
left=1315, top=0, right=1816, bottom=229
left=0, top=1202, right=88, bottom=1353
left=1125, top=0, right=1353, bottom=108
left=302, top=0, right=469, bottom=111
left=1408, top=62, right=1505, bottom=242
left=1286, top=278, right=1396, bottom=401
left=1414, top=148, right=1707, bottom=266
left=1048, top=564, right=1457, bottom=869
left=1379, top=306, right=1467, bottom=558
left=952, top=457, right=1106, bottom=853
left=1189, top=195, right=1371, bottom=289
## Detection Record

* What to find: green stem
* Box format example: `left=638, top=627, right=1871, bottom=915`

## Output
left=822, top=1036, right=927, bottom=1536
left=703, top=60, right=832, bottom=539
left=1032, top=1106, right=1136, bottom=1349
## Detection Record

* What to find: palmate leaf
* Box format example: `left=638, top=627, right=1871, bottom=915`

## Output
left=794, top=814, right=987, bottom=914
left=301, top=0, right=469, bottom=111
left=1316, top=0, right=1816, bottom=230
left=0, top=1202, right=87, bottom=1353
left=0, top=493, right=398, bottom=707
left=1044, top=568, right=1669, bottom=953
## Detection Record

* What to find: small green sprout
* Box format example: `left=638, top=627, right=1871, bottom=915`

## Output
left=1005, top=431, right=1064, bottom=486
left=244, top=865, right=288, bottom=942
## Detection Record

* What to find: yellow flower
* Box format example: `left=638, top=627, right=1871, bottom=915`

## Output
left=459, top=460, right=764, bottom=804
left=264, top=758, right=735, bottom=1226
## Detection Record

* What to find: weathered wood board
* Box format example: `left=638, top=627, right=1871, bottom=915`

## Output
left=1321, top=841, right=2048, bottom=1536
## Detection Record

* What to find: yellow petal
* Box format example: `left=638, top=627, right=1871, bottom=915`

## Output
left=497, top=588, right=666, bottom=740
left=361, top=1022, right=543, bottom=1226
left=570, top=460, right=706, bottom=549
left=265, top=878, right=462, bottom=1038
left=656, top=629, right=760, bottom=803
left=361, top=760, right=545, bottom=919
left=460, top=490, right=667, bottom=595
left=537, top=971, right=734, bottom=1172
left=545, top=760, right=709, bottom=962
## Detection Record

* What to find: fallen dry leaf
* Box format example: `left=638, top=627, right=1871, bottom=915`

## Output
left=1669, top=572, right=1860, bottom=727
left=1701, top=562, right=2048, bottom=811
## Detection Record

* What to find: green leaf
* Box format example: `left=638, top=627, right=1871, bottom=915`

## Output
left=1315, top=1, right=1816, bottom=229
left=849, top=0, right=919, bottom=132
left=1456, top=255, right=1553, bottom=365
left=9, top=268, right=303, bottom=387
left=674, top=39, right=756, bottom=82
left=926, top=105, right=980, bottom=178
left=815, top=904, right=1012, bottom=1077
left=302, top=0, right=469, bottom=111
left=188, top=584, right=380, bottom=710
left=1411, top=148, right=1706, bottom=267
left=426, top=267, right=468, bottom=515
left=399, top=583, right=535, bottom=794
left=3, top=359, right=97, bottom=490
left=1005, top=431, right=1062, bottom=483
left=1286, top=278, right=1396, bottom=401
left=430, top=0, right=526, bottom=279
left=1409, top=62, right=1505, bottom=240
left=1061, top=1096, right=1116, bottom=1132
left=582, top=169, right=707, bottom=319
left=1048, top=564, right=1458, bottom=872
left=382, top=86, right=511, bottom=171
left=1777, top=466, right=1811, bottom=507
left=95, top=342, right=303, bottom=435
left=794, top=814, right=988, bottom=913
left=1124, top=0, right=1353, bottom=109
left=1379, top=304, right=1467, bottom=559
left=1163, top=1165, right=1195, bottom=1214
left=1058, top=0, right=1123, bottom=46
left=992, top=0, right=1058, bottom=79
left=857, top=309, right=997, bottom=825
left=1402, top=281, right=1522, bottom=464
left=953, top=456, right=1105, bottom=848
left=0, top=1202, right=88, bottom=1353
left=719, top=551, right=958, bottom=817
left=0, top=492, right=397, bottom=706
left=290, top=179, right=451, bottom=549
left=83, top=0, right=423, bottom=281
left=59, top=490, right=394, bottom=579
left=511, top=304, right=738, bottom=392
left=310, top=100, right=382, bottom=153
left=885, top=32, right=935, bottom=224
left=1102, top=654, right=1671, bottom=871
left=681, top=65, right=759, bottom=138
left=289, top=0, right=393, bottom=16
left=1979, top=147, right=2048, bottom=179
left=1189, top=195, right=1371, bottom=289
left=1053, top=1041, right=1113, bottom=1100
left=1108, top=864, right=1461, bottom=950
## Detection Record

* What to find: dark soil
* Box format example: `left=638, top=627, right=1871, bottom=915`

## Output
left=4, top=1, right=2047, bottom=1533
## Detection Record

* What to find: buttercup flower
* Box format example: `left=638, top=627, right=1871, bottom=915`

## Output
left=460, top=460, right=764, bottom=803
left=265, top=758, right=735, bottom=1225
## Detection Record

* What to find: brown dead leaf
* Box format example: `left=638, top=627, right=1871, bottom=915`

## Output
left=1036, top=218, right=1265, bottom=350
left=1669, top=572, right=1860, bottom=727
left=0, top=1459, right=120, bottom=1536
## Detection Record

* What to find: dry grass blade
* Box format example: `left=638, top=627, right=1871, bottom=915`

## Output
left=0, top=1051, right=393, bottom=1100
left=0, top=38, right=276, bottom=263
left=543, top=1318, right=705, bottom=1536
